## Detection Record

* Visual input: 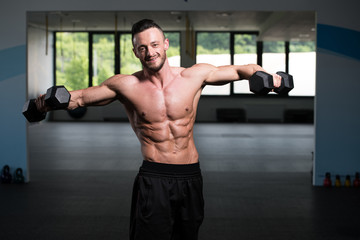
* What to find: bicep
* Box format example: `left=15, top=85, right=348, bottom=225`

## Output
left=204, top=65, right=241, bottom=85
left=69, top=82, right=118, bottom=109
left=82, top=84, right=118, bottom=106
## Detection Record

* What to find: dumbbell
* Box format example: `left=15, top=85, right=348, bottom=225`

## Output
left=22, top=86, right=71, bottom=122
left=249, top=71, right=294, bottom=95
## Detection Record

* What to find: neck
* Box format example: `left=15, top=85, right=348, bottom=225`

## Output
left=144, top=59, right=172, bottom=89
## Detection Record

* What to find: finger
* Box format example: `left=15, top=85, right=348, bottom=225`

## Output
left=274, top=74, right=282, bottom=88
left=35, top=94, right=46, bottom=112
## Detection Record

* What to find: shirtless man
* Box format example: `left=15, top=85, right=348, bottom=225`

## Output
left=36, top=19, right=281, bottom=240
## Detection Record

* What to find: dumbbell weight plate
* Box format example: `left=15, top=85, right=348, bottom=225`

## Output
left=22, top=99, right=47, bottom=122
left=44, top=86, right=71, bottom=110
left=274, top=71, right=294, bottom=95
left=249, top=71, right=274, bottom=95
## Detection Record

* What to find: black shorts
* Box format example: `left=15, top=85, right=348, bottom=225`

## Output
left=130, top=161, right=204, bottom=240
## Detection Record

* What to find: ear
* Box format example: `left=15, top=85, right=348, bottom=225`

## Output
left=132, top=48, right=139, bottom=58
left=164, top=38, right=169, bottom=51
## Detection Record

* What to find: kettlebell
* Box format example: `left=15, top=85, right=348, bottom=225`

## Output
left=353, top=172, right=360, bottom=188
left=14, top=168, right=25, bottom=184
left=1, top=165, right=12, bottom=183
left=323, top=172, right=332, bottom=187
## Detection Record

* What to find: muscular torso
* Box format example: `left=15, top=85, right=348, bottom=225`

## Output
left=118, top=67, right=204, bottom=164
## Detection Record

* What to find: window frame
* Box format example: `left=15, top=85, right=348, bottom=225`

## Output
left=54, top=30, right=181, bottom=88
left=53, top=30, right=314, bottom=99
left=196, top=31, right=232, bottom=96
left=195, top=31, right=314, bottom=98
left=196, top=30, right=262, bottom=97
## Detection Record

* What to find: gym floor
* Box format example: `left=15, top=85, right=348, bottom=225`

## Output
left=1, top=122, right=360, bottom=240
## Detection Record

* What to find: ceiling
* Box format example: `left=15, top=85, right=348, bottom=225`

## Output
left=27, top=11, right=316, bottom=41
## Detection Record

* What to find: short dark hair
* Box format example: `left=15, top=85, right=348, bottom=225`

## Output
left=131, top=19, right=164, bottom=45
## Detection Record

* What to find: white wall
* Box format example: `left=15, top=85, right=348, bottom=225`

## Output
left=27, top=26, right=54, bottom=99
left=0, top=0, right=359, bottom=185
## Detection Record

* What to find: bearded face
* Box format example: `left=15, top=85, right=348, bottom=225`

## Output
left=140, top=46, right=167, bottom=72
left=132, top=28, right=169, bottom=73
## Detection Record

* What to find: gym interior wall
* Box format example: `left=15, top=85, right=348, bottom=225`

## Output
left=0, top=0, right=359, bottom=185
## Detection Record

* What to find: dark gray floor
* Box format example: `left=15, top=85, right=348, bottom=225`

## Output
left=1, top=122, right=360, bottom=240
left=27, top=122, right=315, bottom=172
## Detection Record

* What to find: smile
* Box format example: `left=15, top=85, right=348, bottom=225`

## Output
left=146, top=55, right=158, bottom=62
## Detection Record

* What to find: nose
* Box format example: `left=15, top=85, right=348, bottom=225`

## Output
left=146, top=46, right=156, bottom=57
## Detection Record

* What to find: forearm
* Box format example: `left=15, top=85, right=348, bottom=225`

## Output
left=67, top=89, right=84, bottom=110
left=204, top=63, right=265, bottom=85
left=234, top=64, right=265, bottom=80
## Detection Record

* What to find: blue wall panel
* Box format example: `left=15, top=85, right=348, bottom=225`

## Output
left=0, top=45, right=26, bottom=82
left=317, top=24, right=360, bottom=62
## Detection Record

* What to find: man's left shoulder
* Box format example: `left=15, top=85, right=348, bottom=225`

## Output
left=180, top=63, right=215, bottom=79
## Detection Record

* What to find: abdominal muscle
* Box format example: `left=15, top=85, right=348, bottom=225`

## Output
left=134, top=118, right=199, bottom=164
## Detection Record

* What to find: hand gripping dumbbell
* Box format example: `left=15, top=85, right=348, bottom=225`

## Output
left=249, top=71, right=294, bottom=95
left=22, top=86, right=71, bottom=122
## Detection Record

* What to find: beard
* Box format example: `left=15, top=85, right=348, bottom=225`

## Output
left=141, top=51, right=166, bottom=73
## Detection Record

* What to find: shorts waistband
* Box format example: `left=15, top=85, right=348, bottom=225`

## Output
left=140, top=160, right=201, bottom=176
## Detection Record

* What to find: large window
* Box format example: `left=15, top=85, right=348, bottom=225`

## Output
left=55, top=31, right=181, bottom=89
left=196, top=32, right=231, bottom=95
left=233, top=34, right=257, bottom=94
left=196, top=32, right=259, bottom=95
left=195, top=31, right=315, bottom=97
left=289, top=41, right=315, bottom=96
left=92, top=34, right=115, bottom=86
left=56, top=32, right=89, bottom=91
left=261, top=41, right=286, bottom=95
left=165, top=32, right=181, bottom=67
left=119, top=34, right=142, bottom=75
left=55, top=31, right=314, bottom=97
left=262, top=41, right=286, bottom=73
